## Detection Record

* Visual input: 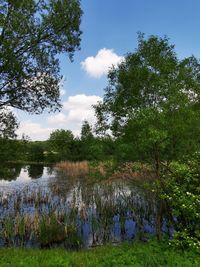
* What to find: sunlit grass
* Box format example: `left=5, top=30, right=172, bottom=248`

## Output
left=0, top=240, right=199, bottom=267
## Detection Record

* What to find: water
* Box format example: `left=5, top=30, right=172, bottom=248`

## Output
left=0, top=164, right=173, bottom=249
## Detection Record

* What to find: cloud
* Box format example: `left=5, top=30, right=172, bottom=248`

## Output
left=16, top=120, right=53, bottom=141
left=81, top=48, right=124, bottom=78
left=48, top=112, right=67, bottom=126
left=48, top=94, right=102, bottom=135
left=16, top=94, right=102, bottom=140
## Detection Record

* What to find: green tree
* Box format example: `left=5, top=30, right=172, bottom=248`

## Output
left=0, top=0, right=82, bottom=135
left=81, top=120, right=94, bottom=142
left=163, top=153, right=200, bottom=251
left=0, top=138, right=20, bottom=161
left=80, top=120, right=103, bottom=160
left=28, top=141, right=45, bottom=162
left=48, top=129, right=74, bottom=161
left=0, top=108, right=18, bottom=138
left=95, top=33, right=200, bottom=176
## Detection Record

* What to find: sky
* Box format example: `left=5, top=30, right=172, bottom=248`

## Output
left=16, top=0, right=200, bottom=140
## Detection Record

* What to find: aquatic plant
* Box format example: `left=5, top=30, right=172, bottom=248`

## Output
left=38, top=213, right=66, bottom=247
left=0, top=170, right=171, bottom=249
left=3, top=217, right=14, bottom=246
left=56, top=161, right=89, bottom=177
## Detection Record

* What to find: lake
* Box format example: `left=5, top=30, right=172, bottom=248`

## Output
left=0, top=164, right=173, bottom=249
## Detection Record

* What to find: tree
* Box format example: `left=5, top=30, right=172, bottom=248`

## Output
left=28, top=141, right=45, bottom=162
left=81, top=120, right=93, bottom=141
left=0, top=0, right=82, bottom=136
left=0, top=108, right=18, bottom=138
left=48, top=129, right=74, bottom=161
left=95, top=34, right=200, bottom=175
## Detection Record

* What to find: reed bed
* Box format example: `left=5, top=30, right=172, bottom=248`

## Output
left=0, top=175, right=170, bottom=249
left=110, top=162, right=156, bottom=181
left=55, top=161, right=89, bottom=177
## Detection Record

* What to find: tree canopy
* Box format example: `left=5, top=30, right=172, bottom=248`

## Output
left=48, top=129, right=74, bottom=161
left=81, top=120, right=93, bottom=141
left=0, top=108, right=18, bottom=138
left=95, top=33, right=200, bottom=166
left=0, top=0, right=82, bottom=136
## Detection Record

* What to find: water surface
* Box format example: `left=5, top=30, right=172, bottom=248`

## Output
left=0, top=164, right=172, bottom=248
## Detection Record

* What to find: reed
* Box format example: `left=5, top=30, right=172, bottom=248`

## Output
left=55, top=161, right=89, bottom=177
left=110, top=162, right=155, bottom=181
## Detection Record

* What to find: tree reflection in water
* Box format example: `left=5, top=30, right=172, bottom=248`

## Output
left=27, top=165, right=44, bottom=179
left=0, top=165, right=173, bottom=248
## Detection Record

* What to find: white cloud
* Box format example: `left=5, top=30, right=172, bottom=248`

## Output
left=48, top=94, right=102, bottom=135
left=81, top=48, right=124, bottom=78
left=48, top=112, right=67, bottom=126
left=16, top=120, right=53, bottom=141
left=16, top=94, right=102, bottom=140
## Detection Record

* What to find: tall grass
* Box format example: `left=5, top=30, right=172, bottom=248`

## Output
left=56, top=161, right=89, bottom=177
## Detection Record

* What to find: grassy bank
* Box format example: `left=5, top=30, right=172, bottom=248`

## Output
left=0, top=240, right=199, bottom=267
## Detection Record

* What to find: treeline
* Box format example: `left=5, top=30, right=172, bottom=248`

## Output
left=0, top=121, right=116, bottom=163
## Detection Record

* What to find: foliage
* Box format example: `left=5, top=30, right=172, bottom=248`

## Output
left=0, top=109, right=18, bottom=138
left=0, top=138, right=21, bottom=162
left=93, top=33, right=200, bottom=251
left=48, top=129, right=74, bottom=161
left=39, top=213, right=67, bottom=247
left=0, top=128, right=115, bottom=164
left=95, top=33, right=200, bottom=166
left=27, top=141, right=45, bottom=162
left=81, top=120, right=94, bottom=141
left=162, top=153, right=200, bottom=251
left=0, top=0, right=82, bottom=136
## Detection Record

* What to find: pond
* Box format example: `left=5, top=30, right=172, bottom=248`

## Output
left=0, top=164, right=173, bottom=249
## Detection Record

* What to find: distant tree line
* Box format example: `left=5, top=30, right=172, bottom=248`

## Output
left=0, top=120, right=115, bottom=163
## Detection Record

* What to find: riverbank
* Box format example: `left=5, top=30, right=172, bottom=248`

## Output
left=0, top=240, right=199, bottom=267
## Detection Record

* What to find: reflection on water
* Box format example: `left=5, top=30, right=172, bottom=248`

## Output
left=0, top=164, right=54, bottom=185
left=0, top=164, right=22, bottom=181
left=0, top=164, right=173, bottom=249
left=27, top=165, right=44, bottom=179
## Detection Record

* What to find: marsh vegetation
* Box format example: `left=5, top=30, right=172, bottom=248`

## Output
left=0, top=163, right=173, bottom=249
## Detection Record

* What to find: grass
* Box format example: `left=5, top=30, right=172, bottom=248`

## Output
left=0, top=240, right=199, bottom=267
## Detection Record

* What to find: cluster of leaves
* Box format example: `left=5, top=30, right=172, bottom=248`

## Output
left=162, top=153, right=200, bottom=251
left=0, top=108, right=18, bottom=138
left=94, top=33, right=200, bottom=250
left=95, top=33, right=200, bottom=165
left=0, top=0, right=82, bottom=136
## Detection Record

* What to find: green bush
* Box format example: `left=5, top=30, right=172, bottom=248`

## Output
left=162, top=152, right=200, bottom=251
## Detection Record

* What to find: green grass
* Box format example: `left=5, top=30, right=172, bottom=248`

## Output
left=0, top=240, right=199, bottom=267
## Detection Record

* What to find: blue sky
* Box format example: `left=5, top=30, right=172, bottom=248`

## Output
left=16, top=0, right=200, bottom=140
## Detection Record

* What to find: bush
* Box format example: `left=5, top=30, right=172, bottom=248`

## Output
left=162, top=152, right=200, bottom=251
